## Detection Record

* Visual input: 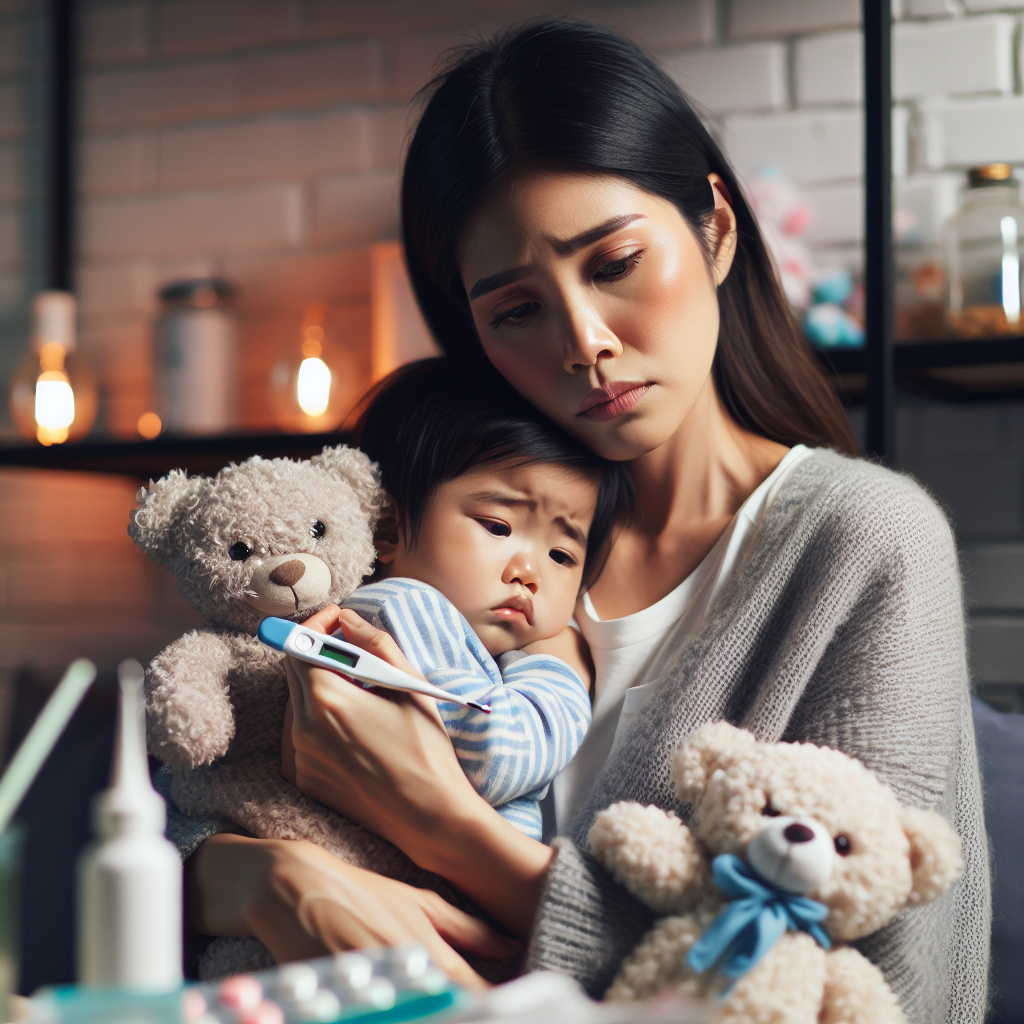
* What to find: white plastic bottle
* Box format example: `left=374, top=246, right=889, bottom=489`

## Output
left=77, top=660, right=182, bottom=990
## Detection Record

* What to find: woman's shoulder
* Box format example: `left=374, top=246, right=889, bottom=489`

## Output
left=768, top=447, right=960, bottom=580
left=782, top=447, right=954, bottom=537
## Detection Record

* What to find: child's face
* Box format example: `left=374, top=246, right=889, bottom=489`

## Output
left=378, top=460, right=598, bottom=656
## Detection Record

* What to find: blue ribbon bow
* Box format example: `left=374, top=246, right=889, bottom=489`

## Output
left=686, top=854, right=831, bottom=981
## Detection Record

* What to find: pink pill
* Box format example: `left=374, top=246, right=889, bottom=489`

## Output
left=218, top=975, right=263, bottom=1012
left=239, top=1000, right=285, bottom=1024
left=181, top=989, right=207, bottom=1021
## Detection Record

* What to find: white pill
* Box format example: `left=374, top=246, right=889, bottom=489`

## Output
left=333, top=951, right=374, bottom=989
left=389, top=941, right=431, bottom=979
left=296, top=989, right=342, bottom=1022
left=276, top=962, right=318, bottom=1002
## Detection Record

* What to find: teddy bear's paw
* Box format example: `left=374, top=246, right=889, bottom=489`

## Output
left=605, top=916, right=707, bottom=1002
left=717, top=932, right=825, bottom=1024
left=589, top=802, right=709, bottom=914
left=819, top=947, right=906, bottom=1024
left=146, top=632, right=237, bottom=770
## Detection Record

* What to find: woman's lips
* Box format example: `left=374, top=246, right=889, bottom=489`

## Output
left=577, top=381, right=652, bottom=422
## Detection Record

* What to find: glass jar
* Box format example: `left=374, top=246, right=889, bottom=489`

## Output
left=942, top=164, right=1024, bottom=337
left=153, top=279, right=237, bottom=435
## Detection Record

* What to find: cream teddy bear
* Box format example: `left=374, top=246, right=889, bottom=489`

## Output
left=588, top=722, right=963, bottom=1024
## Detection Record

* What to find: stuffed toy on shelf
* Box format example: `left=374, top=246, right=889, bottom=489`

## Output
left=589, top=722, right=962, bottom=1024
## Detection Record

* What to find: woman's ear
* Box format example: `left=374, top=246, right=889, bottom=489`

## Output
left=373, top=497, right=402, bottom=572
left=706, top=173, right=738, bottom=286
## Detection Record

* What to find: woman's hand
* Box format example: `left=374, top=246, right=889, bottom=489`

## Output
left=286, top=609, right=482, bottom=851
left=284, top=608, right=555, bottom=937
left=186, top=833, right=519, bottom=990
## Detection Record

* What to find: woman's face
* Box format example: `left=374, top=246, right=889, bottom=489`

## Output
left=460, top=171, right=737, bottom=461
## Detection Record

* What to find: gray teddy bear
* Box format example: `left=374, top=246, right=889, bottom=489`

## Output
left=129, top=446, right=455, bottom=978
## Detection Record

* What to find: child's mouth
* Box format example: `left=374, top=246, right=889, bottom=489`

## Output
left=492, top=601, right=532, bottom=626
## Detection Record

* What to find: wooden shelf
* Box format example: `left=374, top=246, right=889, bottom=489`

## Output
left=0, top=430, right=354, bottom=478
left=816, top=336, right=1024, bottom=402
left=1, top=336, right=1020, bottom=479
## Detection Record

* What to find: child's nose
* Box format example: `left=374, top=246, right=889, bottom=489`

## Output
left=503, top=555, right=538, bottom=593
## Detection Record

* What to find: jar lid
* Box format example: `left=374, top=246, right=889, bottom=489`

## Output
left=968, top=164, right=1014, bottom=186
left=159, top=278, right=234, bottom=306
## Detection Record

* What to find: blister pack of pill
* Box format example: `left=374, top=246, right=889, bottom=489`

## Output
left=185, top=944, right=459, bottom=1024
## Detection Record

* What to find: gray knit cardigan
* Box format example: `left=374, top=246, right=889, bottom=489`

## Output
left=165, top=450, right=989, bottom=1024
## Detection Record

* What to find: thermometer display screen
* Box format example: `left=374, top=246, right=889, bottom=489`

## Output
left=320, top=646, right=358, bottom=669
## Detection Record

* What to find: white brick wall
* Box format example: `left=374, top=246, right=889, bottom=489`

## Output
left=661, top=42, right=787, bottom=113
left=893, top=15, right=1015, bottom=100
left=0, top=0, right=1019, bottom=686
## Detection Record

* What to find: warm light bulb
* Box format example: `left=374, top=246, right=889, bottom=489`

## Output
left=296, top=357, right=332, bottom=417
left=35, top=373, right=75, bottom=428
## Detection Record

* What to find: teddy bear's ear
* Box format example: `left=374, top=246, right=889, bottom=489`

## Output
left=128, top=469, right=205, bottom=568
left=899, top=805, right=964, bottom=905
left=673, top=721, right=757, bottom=802
left=311, top=445, right=384, bottom=521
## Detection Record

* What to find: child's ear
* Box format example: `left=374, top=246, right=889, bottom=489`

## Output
left=373, top=497, right=402, bottom=571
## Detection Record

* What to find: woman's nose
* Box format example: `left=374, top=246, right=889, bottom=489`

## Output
left=561, top=304, right=622, bottom=373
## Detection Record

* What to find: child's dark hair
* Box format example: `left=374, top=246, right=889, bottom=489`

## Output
left=353, top=358, right=633, bottom=588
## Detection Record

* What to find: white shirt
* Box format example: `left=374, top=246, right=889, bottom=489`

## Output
left=552, top=444, right=814, bottom=834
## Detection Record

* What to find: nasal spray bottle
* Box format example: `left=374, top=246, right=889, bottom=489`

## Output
left=77, top=660, right=182, bottom=990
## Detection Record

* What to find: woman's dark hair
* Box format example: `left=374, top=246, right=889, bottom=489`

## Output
left=401, top=19, right=857, bottom=456
left=353, top=358, right=633, bottom=587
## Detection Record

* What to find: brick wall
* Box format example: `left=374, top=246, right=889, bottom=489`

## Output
left=0, top=0, right=1020, bottom=695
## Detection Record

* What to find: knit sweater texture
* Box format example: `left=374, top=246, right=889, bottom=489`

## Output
left=523, top=449, right=989, bottom=1024
left=164, top=449, right=989, bottom=1023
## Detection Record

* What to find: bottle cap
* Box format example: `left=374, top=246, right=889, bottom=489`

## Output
left=968, top=164, right=1014, bottom=187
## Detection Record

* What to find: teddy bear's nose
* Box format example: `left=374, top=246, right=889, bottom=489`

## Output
left=269, top=560, right=306, bottom=587
left=783, top=823, right=816, bottom=844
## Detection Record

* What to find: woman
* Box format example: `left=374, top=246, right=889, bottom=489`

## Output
left=179, top=20, right=988, bottom=1023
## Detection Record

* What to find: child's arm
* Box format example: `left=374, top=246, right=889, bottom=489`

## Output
left=342, top=580, right=591, bottom=812
left=522, top=625, right=594, bottom=692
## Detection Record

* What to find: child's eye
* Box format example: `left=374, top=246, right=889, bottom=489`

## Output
left=476, top=518, right=511, bottom=537
left=549, top=549, right=576, bottom=567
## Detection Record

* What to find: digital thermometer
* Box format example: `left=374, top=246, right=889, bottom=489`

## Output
left=257, top=617, right=493, bottom=713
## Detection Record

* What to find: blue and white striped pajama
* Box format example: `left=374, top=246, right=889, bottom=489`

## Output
left=342, top=577, right=591, bottom=840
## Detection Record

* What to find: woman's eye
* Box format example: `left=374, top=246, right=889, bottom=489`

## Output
left=488, top=301, right=540, bottom=330
left=549, top=549, right=576, bottom=567
left=477, top=519, right=511, bottom=537
left=310, top=520, right=326, bottom=539
left=761, top=800, right=780, bottom=817
left=595, top=250, right=643, bottom=282
left=229, top=541, right=252, bottom=562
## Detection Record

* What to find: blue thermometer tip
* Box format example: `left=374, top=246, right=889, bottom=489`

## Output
left=467, top=701, right=491, bottom=714
left=257, top=617, right=295, bottom=651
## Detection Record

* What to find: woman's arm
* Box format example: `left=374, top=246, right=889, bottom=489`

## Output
left=185, top=832, right=518, bottom=989
left=284, top=607, right=555, bottom=938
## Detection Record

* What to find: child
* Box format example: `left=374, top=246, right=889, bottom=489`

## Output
left=329, top=358, right=631, bottom=841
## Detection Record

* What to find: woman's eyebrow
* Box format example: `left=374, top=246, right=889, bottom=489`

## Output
left=468, top=213, right=645, bottom=300
left=550, top=213, right=645, bottom=256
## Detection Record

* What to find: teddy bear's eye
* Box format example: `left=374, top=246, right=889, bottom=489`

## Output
left=310, top=520, right=326, bottom=539
left=761, top=800, right=781, bottom=817
left=229, top=541, right=252, bottom=561
left=834, top=834, right=852, bottom=856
